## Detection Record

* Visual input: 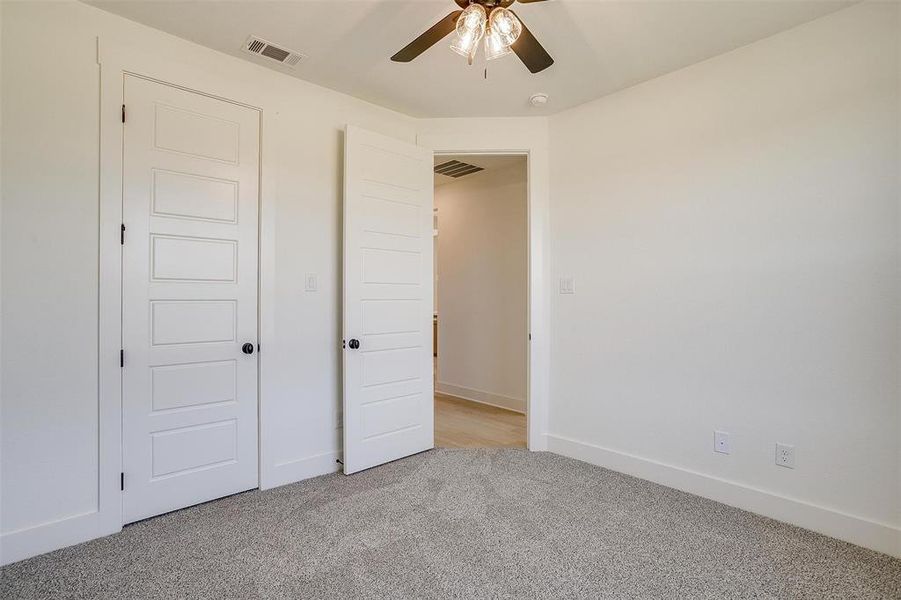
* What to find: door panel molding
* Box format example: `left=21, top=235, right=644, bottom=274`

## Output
left=121, top=75, right=260, bottom=524
left=343, top=125, right=434, bottom=475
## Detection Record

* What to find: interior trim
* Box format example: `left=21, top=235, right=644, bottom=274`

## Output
left=546, top=433, right=901, bottom=559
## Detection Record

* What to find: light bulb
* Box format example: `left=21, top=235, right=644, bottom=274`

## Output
left=456, top=3, right=486, bottom=37
left=451, top=3, right=486, bottom=61
left=489, top=7, right=521, bottom=46
left=450, top=28, right=483, bottom=59
left=484, top=27, right=512, bottom=61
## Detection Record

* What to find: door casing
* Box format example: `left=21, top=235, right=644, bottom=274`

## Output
left=420, top=123, right=551, bottom=452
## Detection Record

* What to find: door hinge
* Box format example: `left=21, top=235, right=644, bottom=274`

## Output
left=120, top=349, right=124, bottom=368
left=120, top=472, right=124, bottom=491
left=120, top=223, right=125, bottom=245
left=121, top=104, right=126, bottom=123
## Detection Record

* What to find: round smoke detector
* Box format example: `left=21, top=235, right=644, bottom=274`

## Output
left=529, top=93, right=549, bottom=107
left=529, top=94, right=547, bottom=106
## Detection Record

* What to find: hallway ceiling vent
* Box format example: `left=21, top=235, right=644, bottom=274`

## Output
left=434, top=160, right=484, bottom=179
left=242, top=36, right=304, bottom=68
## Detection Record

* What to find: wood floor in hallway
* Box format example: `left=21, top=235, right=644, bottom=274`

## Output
left=434, top=393, right=526, bottom=448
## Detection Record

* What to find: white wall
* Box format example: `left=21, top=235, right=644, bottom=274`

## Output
left=436, top=161, right=528, bottom=413
left=0, top=0, right=416, bottom=564
left=547, top=2, right=900, bottom=556
left=2, top=0, right=104, bottom=546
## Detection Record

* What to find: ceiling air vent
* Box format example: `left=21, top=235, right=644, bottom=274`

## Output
left=434, top=160, right=484, bottom=179
left=242, top=36, right=304, bottom=68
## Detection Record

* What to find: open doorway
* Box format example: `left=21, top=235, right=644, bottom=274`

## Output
left=433, top=154, right=528, bottom=448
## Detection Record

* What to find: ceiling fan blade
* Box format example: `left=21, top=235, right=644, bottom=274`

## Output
left=454, top=0, right=469, bottom=7
left=510, top=12, right=554, bottom=73
left=391, top=10, right=462, bottom=63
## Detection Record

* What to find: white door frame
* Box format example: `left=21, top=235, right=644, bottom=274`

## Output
left=98, top=41, right=273, bottom=539
left=418, top=122, right=551, bottom=451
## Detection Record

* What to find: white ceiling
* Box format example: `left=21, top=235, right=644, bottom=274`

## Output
left=85, top=0, right=852, bottom=118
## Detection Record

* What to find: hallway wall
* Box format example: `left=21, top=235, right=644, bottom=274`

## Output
left=435, top=161, right=528, bottom=413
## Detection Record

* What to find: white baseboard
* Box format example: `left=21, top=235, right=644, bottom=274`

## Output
left=0, top=510, right=120, bottom=567
left=3, top=452, right=341, bottom=566
left=546, top=433, right=901, bottom=559
left=261, top=450, right=341, bottom=490
left=436, top=382, right=526, bottom=414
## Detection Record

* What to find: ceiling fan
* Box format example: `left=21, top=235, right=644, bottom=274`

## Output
left=391, top=0, right=553, bottom=74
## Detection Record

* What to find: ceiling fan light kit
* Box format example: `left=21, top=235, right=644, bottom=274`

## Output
left=391, top=0, right=554, bottom=74
left=455, top=4, right=520, bottom=63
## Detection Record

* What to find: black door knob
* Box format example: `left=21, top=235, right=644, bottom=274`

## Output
left=242, top=343, right=255, bottom=355
left=348, top=339, right=360, bottom=350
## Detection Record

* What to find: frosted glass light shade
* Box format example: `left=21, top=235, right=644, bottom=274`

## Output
left=451, top=28, right=483, bottom=58
left=489, top=7, right=522, bottom=46
left=451, top=3, right=486, bottom=59
left=484, top=28, right=512, bottom=61
left=456, top=4, right=487, bottom=37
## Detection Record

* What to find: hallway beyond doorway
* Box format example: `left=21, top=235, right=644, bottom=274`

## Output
left=434, top=394, right=526, bottom=448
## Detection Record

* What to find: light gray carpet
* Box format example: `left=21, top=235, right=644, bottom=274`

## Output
left=1, top=449, right=899, bottom=599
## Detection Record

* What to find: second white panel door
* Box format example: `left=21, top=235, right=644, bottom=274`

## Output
left=343, top=125, right=434, bottom=474
left=122, top=75, right=260, bottom=523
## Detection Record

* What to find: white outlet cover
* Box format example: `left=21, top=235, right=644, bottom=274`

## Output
left=559, top=277, right=575, bottom=295
left=775, top=443, right=795, bottom=468
left=714, top=430, right=731, bottom=454
left=304, top=273, right=318, bottom=292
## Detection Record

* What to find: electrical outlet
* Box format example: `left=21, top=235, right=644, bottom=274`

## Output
left=775, top=443, right=795, bottom=469
left=304, top=273, right=318, bottom=292
left=714, top=430, right=731, bottom=454
left=559, top=277, right=575, bottom=295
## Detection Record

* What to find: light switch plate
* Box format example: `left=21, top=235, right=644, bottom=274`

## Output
left=304, top=273, right=318, bottom=292
left=559, top=277, right=575, bottom=295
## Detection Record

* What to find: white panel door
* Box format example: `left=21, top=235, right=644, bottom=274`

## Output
left=122, top=75, right=260, bottom=523
left=343, top=125, right=434, bottom=474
